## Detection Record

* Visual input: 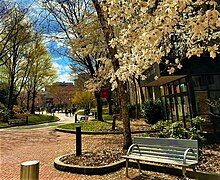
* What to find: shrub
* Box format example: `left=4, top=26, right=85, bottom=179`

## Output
left=142, top=99, right=164, bottom=124
left=128, top=104, right=140, bottom=118
left=152, top=116, right=207, bottom=142
left=0, top=103, right=11, bottom=122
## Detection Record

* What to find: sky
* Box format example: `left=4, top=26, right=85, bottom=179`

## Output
left=13, top=0, right=74, bottom=83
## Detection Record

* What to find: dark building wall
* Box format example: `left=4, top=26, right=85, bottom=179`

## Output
left=160, top=55, right=220, bottom=76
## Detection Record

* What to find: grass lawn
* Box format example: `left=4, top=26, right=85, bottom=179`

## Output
left=57, top=120, right=115, bottom=132
left=27, top=114, right=59, bottom=124
left=0, top=114, right=59, bottom=128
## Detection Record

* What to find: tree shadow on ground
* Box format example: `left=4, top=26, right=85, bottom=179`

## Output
left=130, top=173, right=172, bottom=180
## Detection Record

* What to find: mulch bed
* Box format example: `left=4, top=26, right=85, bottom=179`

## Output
left=60, top=119, right=220, bottom=174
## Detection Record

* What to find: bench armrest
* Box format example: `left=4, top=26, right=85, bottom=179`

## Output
left=127, top=144, right=141, bottom=156
left=183, top=148, right=196, bottom=164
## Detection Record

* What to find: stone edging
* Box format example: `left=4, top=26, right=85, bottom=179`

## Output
left=54, top=155, right=125, bottom=175
left=55, top=128, right=156, bottom=134
left=54, top=155, right=220, bottom=179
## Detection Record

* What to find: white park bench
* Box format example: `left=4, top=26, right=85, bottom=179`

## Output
left=122, top=137, right=198, bottom=179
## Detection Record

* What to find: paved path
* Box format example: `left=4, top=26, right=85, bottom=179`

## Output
left=0, top=113, right=130, bottom=180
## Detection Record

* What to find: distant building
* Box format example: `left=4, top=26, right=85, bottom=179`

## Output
left=45, top=82, right=75, bottom=109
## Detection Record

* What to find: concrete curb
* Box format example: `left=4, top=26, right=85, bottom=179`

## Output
left=55, top=128, right=156, bottom=134
left=54, top=155, right=125, bottom=175
left=54, top=156, right=220, bottom=179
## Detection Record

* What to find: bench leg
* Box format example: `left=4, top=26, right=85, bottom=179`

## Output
left=182, top=167, right=187, bottom=179
left=137, top=160, right=142, bottom=175
left=126, top=159, right=129, bottom=177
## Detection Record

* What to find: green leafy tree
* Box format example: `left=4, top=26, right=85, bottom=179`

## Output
left=1, top=7, right=34, bottom=112
left=72, top=90, right=95, bottom=109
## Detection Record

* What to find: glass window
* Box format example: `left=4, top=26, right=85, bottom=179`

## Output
left=160, top=86, right=164, bottom=96
left=172, top=97, right=177, bottom=121
left=177, top=96, right=183, bottom=120
left=208, top=75, right=220, bottom=90
left=161, top=97, right=167, bottom=119
left=174, top=81, right=180, bottom=93
left=209, top=91, right=220, bottom=115
left=166, top=97, right=172, bottom=120
left=192, top=76, right=207, bottom=90
left=195, top=91, right=209, bottom=115
left=170, top=84, right=175, bottom=94
left=180, top=78, right=187, bottom=92
left=165, top=85, right=170, bottom=95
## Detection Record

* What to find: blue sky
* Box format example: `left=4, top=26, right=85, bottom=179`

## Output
left=13, top=0, right=74, bottom=83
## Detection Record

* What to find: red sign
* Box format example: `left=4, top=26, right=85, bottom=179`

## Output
left=101, top=88, right=109, bottom=98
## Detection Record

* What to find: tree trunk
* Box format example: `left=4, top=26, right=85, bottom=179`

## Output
left=108, top=87, right=113, bottom=115
left=92, top=0, right=132, bottom=150
left=117, top=80, right=132, bottom=150
left=8, top=73, right=15, bottom=113
left=26, top=90, right=31, bottom=111
left=95, top=91, right=103, bottom=121
left=133, top=77, right=139, bottom=119
left=137, top=76, right=145, bottom=104
left=31, top=86, right=36, bottom=114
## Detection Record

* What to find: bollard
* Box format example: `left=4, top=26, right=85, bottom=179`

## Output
left=20, top=160, right=39, bottom=180
left=76, top=126, right=82, bottom=156
left=112, top=115, right=116, bottom=130
left=75, top=114, right=78, bottom=123
left=26, top=116, right=28, bottom=125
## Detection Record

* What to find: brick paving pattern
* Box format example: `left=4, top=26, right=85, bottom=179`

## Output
left=0, top=113, right=184, bottom=180
left=0, top=126, right=135, bottom=180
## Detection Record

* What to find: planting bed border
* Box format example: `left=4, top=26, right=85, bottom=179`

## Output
left=54, top=155, right=220, bottom=179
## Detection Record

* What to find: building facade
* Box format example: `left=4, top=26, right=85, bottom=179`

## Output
left=140, top=56, right=220, bottom=134
left=45, top=82, right=75, bottom=109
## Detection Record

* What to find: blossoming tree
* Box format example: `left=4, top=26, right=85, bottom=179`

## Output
left=92, top=0, right=219, bottom=149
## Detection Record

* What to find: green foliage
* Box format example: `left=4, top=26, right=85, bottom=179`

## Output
left=0, top=103, right=11, bottom=122
left=152, top=116, right=207, bottom=142
left=72, top=90, right=95, bottom=108
left=112, top=104, right=120, bottom=114
left=128, top=104, right=140, bottom=118
left=0, top=82, right=9, bottom=105
left=142, top=99, right=164, bottom=124
left=207, top=98, right=220, bottom=118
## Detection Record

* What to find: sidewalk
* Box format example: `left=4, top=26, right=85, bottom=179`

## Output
left=0, top=122, right=128, bottom=180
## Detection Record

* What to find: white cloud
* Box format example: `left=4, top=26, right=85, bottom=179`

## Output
left=52, top=57, right=63, bottom=61
left=52, top=62, right=75, bottom=83
left=56, top=73, right=73, bottom=83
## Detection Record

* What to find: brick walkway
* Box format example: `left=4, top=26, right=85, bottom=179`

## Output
left=0, top=126, right=130, bottom=180
left=0, top=113, right=183, bottom=180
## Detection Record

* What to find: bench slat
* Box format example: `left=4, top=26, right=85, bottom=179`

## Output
left=131, top=149, right=197, bottom=161
left=123, top=154, right=198, bottom=166
left=136, top=144, right=197, bottom=152
left=134, top=137, right=198, bottom=149
left=134, top=146, right=197, bottom=154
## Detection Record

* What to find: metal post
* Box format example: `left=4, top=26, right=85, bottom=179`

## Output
left=20, top=160, right=39, bottom=180
left=112, top=115, right=116, bottom=130
left=26, top=116, right=28, bottom=125
left=75, top=114, right=77, bottom=123
left=76, top=126, right=82, bottom=156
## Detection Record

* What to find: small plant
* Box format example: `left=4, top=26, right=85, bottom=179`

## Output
left=152, top=116, right=207, bottom=142
left=142, top=99, right=164, bottom=124
left=0, top=103, right=11, bottom=122
left=128, top=104, right=140, bottom=118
